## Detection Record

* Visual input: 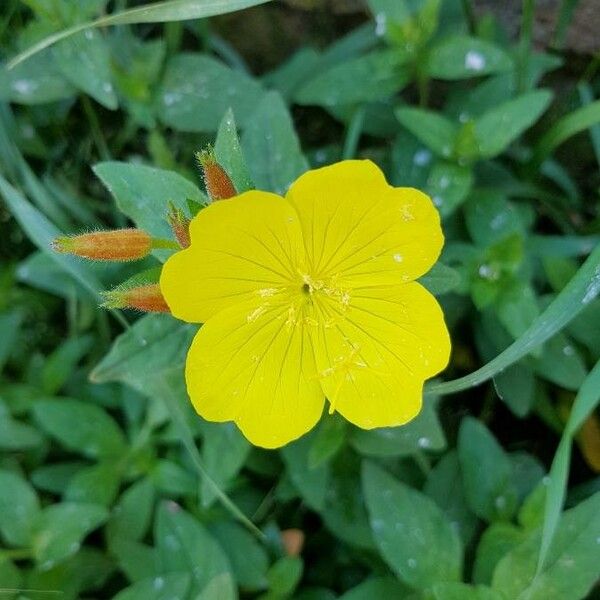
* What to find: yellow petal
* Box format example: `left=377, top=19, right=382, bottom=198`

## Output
left=285, top=160, right=443, bottom=287
left=185, top=294, right=324, bottom=448
left=160, top=191, right=304, bottom=323
left=309, top=282, right=450, bottom=429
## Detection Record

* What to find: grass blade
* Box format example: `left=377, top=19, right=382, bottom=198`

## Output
left=7, top=0, right=272, bottom=69
left=427, top=243, right=600, bottom=395
left=537, top=360, right=600, bottom=572
left=532, top=99, right=600, bottom=167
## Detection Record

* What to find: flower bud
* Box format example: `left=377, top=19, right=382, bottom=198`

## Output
left=196, top=147, right=237, bottom=201
left=166, top=202, right=191, bottom=248
left=52, top=229, right=152, bottom=261
left=101, top=284, right=170, bottom=313
left=281, top=529, right=304, bottom=557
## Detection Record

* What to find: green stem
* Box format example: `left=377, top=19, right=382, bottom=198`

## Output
left=151, top=238, right=180, bottom=250
left=81, top=96, right=111, bottom=161
left=517, top=0, right=535, bottom=93
left=342, top=106, right=366, bottom=160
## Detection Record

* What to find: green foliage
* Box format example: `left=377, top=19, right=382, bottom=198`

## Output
left=0, top=0, right=599, bottom=597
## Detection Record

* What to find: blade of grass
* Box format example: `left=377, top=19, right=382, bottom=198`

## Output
left=577, top=83, right=600, bottom=166
left=531, top=99, right=600, bottom=167
left=342, top=105, right=366, bottom=160
left=6, top=0, right=272, bottom=69
left=155, top=373, right=265, bottom=539
left=552, top=0, right=580, bottom=47
left=537, top=360, right=600, bottom=572
left=427, top=243, right=600, bottom=395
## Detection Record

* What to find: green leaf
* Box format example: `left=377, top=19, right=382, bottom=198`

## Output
left=109, top=537, right=157, bottom=583
left=64, top=462, right=121, bottom=506
left=493, top=361, right=536, bottom=417
left=267, top=556, right=303, bottom=597
left=475, top=90, right=552, bottom=158
left=93, top=162, right=206, bottom=260
left=427, top=243, right=600, bottom=395
left=201, top=422, right=250, bottom=507
left=214, top=108, right=254, bottom=193
left=426, top=35, right=512, bottom=80
left=496, top=281, right=540, bottom=340
left=7, top=0, right=275, bottom=69
left=282, top=430, right=330, bottom=511
left=0, top=52, right=75, bottom=104
left=419, top=262, right=462, bottom=296
left=0, top=400, right=44, bottom=450
left=464, top=191, right=524, bottom=247
left=53, top=30, right=117, bottom=109
left=31, top=462, right=86, bottom=494
left=492, top=491, right=600, bottom=600
left=242, top=90, right=309, bottom=195
left=458, top=417, right=518, bottom=521
left=33, top=502, right=108, bottom=570
left=90, top=314, right=195, bottom=395
left=296, top=50, right=409, bottom=107
left=158, top=53, right=266, bottom=132
left=155, top=502, right=234, bottom=598
left=395, top=107, right=457, bottom=158
left=473, top=523, right=526, bottom=584
left=150, top=460, right=196, bottom=496
left=210, top=521, right=269, bottom=591
left=350, top=397, right=446, bottom=457
left=428, top=582, right=505, bottom=600
left=362, top=462, right=462, bottom=589
left=532, top=333, right=587, bottom=391
left=113, top=573, right=192, bottom=600
left=41, top=335, right=94, bottom=394
left=0, top=469, right=40, bottom=546
left=425, top=162, right=473, bottom=218
left=338, top=577, right=413, bottom=599
left=107, top=478, right=155, bottom=543
left=32, top=398, right=126, bottom=459
left=424, top=451, right=478, bottom=545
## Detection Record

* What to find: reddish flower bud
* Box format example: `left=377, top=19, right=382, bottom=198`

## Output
left=101, top=284, right=170, bottom=313
left=281, top=529, right=305, bottom=557
left=166, top=202, right=191, bottom=248
left=196, top=147, right=237, bottom=201
left=52, top=229, right=152, bottom=261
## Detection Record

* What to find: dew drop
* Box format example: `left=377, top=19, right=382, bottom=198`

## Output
left=393, top=253, right=403, bottom=263
left=464, top=50, right=486, bottom=71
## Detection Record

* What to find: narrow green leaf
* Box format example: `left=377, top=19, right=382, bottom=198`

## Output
left=492, top=491, right=600, bottom=600
left=214, top=108, right=254, bottom=193
left=537, top=360, right=600, bottom=572
left=428, top=243, right=600, bottom=395
left=7, top=0, right=274, bottom=69
left=532, top=99, right=600, bottom=166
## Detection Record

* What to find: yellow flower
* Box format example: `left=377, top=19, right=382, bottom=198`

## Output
left=160, top=160, right=450, bottom=448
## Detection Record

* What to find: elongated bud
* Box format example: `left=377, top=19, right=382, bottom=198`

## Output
left=101, top=284, right=170, bottom=313
left=195, top=147, right=237, bottom=201
left=52, top=229, right=152, bottom=261
left=167, top=202, right=191, bottom=248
